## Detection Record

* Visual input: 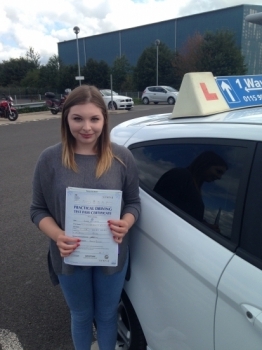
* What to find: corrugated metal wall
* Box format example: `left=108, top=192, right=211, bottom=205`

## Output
left=58, top=5, right=262, bottom=74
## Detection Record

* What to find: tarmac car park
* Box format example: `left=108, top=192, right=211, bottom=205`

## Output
left=111, top=72, right=262, bottom=350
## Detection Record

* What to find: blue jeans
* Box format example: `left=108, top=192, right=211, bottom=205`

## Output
left=58, top=256, right=128, bottom=350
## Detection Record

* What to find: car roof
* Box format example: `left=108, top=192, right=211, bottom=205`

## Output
left=118, top=107, right=262, bottom=126
left=146, top=85, right=174, bottom=88
left=111, top=109, right=262, bottom=147
left=111, top=72, right=262, bottom=145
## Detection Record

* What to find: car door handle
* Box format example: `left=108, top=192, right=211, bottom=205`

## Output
left=241, top=304, right=262, bottom=332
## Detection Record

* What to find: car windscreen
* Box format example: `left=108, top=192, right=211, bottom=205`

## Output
left=100, top=90, right=117, bottom=96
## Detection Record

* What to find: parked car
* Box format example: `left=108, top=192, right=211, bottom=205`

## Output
left=111, top=72, right=262, bottom=350
left=100, top=89, right=134, bottom=110
left=141, top=86, right=179, bottom=105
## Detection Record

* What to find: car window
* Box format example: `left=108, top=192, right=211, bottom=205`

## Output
left=131, top=141, right=249, bottom=239
left=164, top=86, right=177, bottom=92
left=147, top=87, right=155, bottom=92
left=157, top=87, right=166, bottom=93
left=239, top=142, right=262, bottom=269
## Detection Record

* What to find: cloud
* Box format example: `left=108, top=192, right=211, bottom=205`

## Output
left=178, top=0, right=262, bottom=16
left=0, top=0, right=261, bottom=64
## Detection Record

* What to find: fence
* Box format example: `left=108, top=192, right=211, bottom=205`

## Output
left=11, top=94, right=60, bottom=105
left=14, top=101, right=46, bottom=109
left=4, top=91, right=144, bottom=104
left=6, top=94, right=58, bottom=109
left=7, top=91, right=144, bottom=110
left=118, top=91, right=143, bottom=98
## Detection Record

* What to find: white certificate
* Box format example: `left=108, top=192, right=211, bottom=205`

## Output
left=64, top=187, right=122, bottom=266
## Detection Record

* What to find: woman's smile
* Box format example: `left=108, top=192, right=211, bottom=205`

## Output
left=80, top=133, right=94, bottom=138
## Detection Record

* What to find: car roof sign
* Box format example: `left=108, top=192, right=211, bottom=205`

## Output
left=216, top=75, right=262, bottom=108
left=170, top=72, right=230, bottom=119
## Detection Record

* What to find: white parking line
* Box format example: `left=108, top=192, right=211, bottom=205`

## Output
left=0, top=329, right=23, bottom=350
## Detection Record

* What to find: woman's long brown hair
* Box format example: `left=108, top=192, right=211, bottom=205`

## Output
left=61, top=85, right=115, bottom=178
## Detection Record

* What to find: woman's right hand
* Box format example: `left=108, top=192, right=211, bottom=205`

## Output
left=38, top=217, right=80, bottom=257
left=56, top=234, right=80, bottom=257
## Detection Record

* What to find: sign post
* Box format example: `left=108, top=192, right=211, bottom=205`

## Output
left=110, top=74, right=114, bottom=110
left=75, top=76, right=85, bottom=82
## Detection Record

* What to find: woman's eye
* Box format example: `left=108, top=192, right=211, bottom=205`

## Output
left=92, top=117, right=99, bottom=121
left=74, top=117, right=82, bottom=121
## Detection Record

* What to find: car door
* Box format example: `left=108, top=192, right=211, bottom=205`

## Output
left=147, top=87, right=156, bottom=102
left=125, top=138, right=254, bottom=350
left=215, top=142, right=262, bottom=350
left=155, top=87, right=166, bottom=102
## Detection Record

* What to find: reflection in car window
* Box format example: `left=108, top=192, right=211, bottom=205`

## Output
left=240, top=142, right=262, bottom=262
left=131, top=143, right=247, bottom=238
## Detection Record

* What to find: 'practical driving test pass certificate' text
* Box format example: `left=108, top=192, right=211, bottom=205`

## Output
left=64, top=187, right=122, bottom=266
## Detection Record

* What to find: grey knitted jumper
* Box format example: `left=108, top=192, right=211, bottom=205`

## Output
left=30, top=142, right=140, bottom=284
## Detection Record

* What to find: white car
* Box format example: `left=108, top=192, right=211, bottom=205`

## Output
left=100, top=89, right=134, bottom=110
left=111, top=72, right=262, bottom=350
left=141, top=86, right=179, bottom=105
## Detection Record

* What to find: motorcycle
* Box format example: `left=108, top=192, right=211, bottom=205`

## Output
left=45, top=89, right=71, bottom=115
left=0, top=95, right=18, bottom=121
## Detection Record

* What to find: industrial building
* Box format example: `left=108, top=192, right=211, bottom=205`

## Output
left=58, top=4, right=262, bottom=74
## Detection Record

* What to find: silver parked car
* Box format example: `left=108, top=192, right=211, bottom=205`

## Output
left=141, top=85, right=179, bottom=105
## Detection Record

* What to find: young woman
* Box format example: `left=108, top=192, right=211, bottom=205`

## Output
left=30, top=85, right=141, bottom=350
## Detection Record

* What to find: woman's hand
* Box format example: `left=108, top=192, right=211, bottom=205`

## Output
left=38, top=217, right=80, bottom=257
left=108, top=213, right=135, bottom=244
left=108, top=219, right=129, bottom=243
left=56, top=234, right=80, bottom=257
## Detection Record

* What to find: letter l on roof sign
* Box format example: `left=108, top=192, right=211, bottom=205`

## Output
left=170, top=72, right=230, bottom=119
left=200, top=83, right=218, bottom=100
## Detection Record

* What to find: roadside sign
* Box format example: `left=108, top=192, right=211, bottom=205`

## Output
left=216, top=75, right=262, bottom=108
left=75, top=76, right=85, bottom=80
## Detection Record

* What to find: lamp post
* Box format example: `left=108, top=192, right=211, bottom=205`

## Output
left=155, top=39, right=160, bottom=86
left=73, top=26, right=81, bottom=86
left=245, top=12, right=262, bottom=25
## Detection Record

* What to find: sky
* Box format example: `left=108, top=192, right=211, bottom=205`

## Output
left=0, top=0, right=261, bottom=65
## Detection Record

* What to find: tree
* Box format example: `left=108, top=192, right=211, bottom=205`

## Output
left=111, top=55, right=133, bottom=91
left=26, top=47, right=41, bottom=69
left=173, top=32, right=204, bottom=83
left=0, top=57, right=36, bottom=86
left=20, top=69, right=40, bottom=88
left=58, top=64, right=79, bottom=91
left=135, top=42, right=175, bottom=91
left=38, top=55, right=61, bottom=91
left=82, top=59, right=110, bottom=88
left=197, top=30, right=247, bottom=75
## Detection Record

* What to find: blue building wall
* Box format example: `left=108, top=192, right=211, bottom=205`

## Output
left=175, top=6, right=244, bottom=49
left=242, top=5, right=262, bottom=74
left=120, top=20, right=177, bottom=61
left=58, top=4, right=262, bottom=74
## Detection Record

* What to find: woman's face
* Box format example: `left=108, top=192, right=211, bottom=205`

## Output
left=67, top=102, right=104, bottom=153
left=204, top=165, right=227, bottom=182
